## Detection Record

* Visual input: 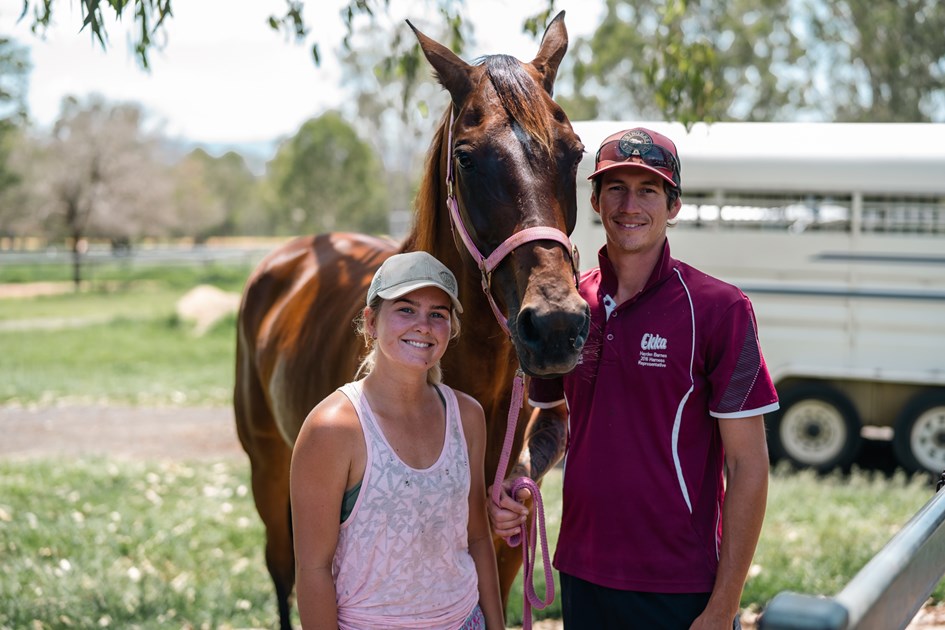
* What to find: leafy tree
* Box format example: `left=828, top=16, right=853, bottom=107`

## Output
left=564, top=0, right=809, bottom=126
left=336, top=12, right=454, bottom=238
left=564, top=0, right=944, bottom=125
left=0, top=126, right=40, bottom=246
left=34, top=96, right=174, bottom=287
left=0, top=36, right=29, bottom=122
left=18, top=0, right=556, bottom=70
left=180, top=148, right=261, bottom=237
left=800, top=0, right=945, bottom=122
left=169, top=151, right=226, bottom=244
left=264, top=111, right=388, bottom=236
left=0, top=36, right=30, bottom=201
left=18, top=0, right=173, bottom=69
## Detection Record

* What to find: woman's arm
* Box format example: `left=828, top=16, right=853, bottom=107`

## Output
left=290, top=392, right=361, bottom=630
left=457, top=392, right=505, bottom=629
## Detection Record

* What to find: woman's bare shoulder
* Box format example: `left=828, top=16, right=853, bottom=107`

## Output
left=295, top=390, right=361, bottom=453
left=448, top=387, right=486, bottom=437
left=449, top=387, right=485, bottom=415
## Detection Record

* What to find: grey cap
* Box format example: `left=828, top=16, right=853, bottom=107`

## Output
left=367, top=251, right=463, bottom=313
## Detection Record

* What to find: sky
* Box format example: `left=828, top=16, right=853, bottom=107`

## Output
left=2, top=0, right=602, bottom=157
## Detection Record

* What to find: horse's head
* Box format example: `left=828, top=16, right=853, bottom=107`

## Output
left=409, top=12, right=590, bottom=377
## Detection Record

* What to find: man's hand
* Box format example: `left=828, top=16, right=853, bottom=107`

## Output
left=487, top=479, right=531, bottom=539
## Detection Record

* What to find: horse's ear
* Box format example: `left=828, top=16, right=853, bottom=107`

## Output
left=530, top=10, right=568, bottom=96
left=407, top=20, right=474, bottom=107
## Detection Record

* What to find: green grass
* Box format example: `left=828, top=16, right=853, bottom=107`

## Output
left=1, top=461, right=941, bottom=629
left=0, top=313, right=237, bottom=406
left=0, top=287, right=185, bottom=322
left=0, top=263, right=250, bottom=406
left=0, top=457, right=282, bottom=629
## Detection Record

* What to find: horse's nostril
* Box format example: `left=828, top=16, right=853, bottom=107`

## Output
left=572, top=329, right=588, bottom=351
left=575, top=306, right=591, bottom=349
left=517, top=307, right=541, bottom=346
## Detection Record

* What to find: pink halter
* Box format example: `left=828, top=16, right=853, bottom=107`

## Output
left=445, top=109, right=579, bottom=337
left=446, top=108, right=569, bottom=628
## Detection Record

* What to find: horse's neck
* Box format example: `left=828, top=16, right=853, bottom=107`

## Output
left=444, top=262, right=520, bottom=402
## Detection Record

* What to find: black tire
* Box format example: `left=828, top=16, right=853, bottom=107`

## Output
left=892, top=389, right=945, bottom=475
left=766, top=382, right=862, bottom=472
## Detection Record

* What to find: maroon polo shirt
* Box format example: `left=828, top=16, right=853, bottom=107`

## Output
left=530, top=240, right=779, bottom=593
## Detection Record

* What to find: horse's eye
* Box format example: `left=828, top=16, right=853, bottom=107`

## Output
left=455, top=152, right=474, bottom=171
left=565, top=152, right=582, bottom=175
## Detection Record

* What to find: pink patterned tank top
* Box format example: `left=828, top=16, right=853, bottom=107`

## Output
left=333, top=380, right=479, bottom=629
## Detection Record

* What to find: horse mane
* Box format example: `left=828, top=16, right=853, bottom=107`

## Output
left=403, top=111, right=449, bottom=254
left=404, top=54, right=554, bottom=254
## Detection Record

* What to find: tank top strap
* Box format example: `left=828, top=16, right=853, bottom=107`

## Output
left=339, top=380, right=387, bottom=452
left=433, top=383, right=470, bottom=467
left=337, top=380, right=378, bottom=527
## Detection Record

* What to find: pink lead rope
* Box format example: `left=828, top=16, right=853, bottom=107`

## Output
left=444, top=110, right=563, bottom=628
left=489, top=370, right=555, bottom=630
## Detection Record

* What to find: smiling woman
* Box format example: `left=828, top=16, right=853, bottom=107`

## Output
left=289, top=250, right=506, bottom=629
left=354, top=250, right=462, bottom=382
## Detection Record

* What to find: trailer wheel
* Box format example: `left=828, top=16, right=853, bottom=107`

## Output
left=767, top=383, right=862, bottom=471
left=892, top=390, right=945, bottom=475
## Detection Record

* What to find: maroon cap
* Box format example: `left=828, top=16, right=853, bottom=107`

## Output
left=588, top=127, right=681, bottom=188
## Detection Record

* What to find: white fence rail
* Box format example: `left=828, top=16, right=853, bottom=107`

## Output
left=760, top=478, right=945, bottom=629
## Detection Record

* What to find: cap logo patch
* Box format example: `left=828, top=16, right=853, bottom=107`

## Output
left=438, top=270, right=457, bottom=294
left=618, top=130, right=654, bottom=159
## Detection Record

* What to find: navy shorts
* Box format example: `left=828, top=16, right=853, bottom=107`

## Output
left=560, top=572, right=742, bottom=630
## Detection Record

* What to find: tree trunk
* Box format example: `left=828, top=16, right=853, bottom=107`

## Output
left=71, top=236, right=82, bottom=292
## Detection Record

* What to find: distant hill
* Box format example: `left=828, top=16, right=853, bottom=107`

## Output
left=162, top=137, right=280, bottom=176
left=190, top=139, right=280, bottom=176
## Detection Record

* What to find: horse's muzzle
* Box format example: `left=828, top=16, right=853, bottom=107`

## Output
left=511, top=299, right=590, bottom=377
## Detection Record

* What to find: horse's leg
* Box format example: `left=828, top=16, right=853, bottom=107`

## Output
left=250, top=440, right=295, bottom=630
left=235, top=346, right=296, bottom=630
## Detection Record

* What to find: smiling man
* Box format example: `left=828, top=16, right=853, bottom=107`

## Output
left=490, top=127, right=780, bottom=629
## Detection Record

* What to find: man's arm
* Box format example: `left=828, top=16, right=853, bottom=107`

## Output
left=692, top=415, right=769, bottom=629
left=510, top=403, right=568, bottom=480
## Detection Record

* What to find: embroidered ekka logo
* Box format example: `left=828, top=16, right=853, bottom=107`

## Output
left=638, top=332, right=668, bottom=368
left=641, top=333, right=667, bottom=350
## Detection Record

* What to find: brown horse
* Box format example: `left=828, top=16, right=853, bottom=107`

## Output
left=234, top=12, right=589, bottom=629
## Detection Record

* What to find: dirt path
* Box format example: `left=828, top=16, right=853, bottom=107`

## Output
left=2, top=404, right=944, bottom=629
left=0, top=281, right=75, bottom=299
